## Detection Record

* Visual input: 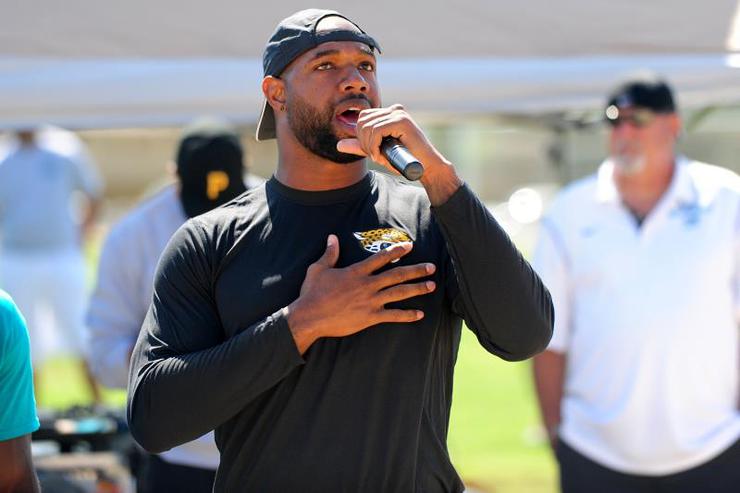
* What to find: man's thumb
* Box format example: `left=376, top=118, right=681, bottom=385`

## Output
left=315, top=234, right=340, bottom=268
left=336, top=138, right=366, bottom=157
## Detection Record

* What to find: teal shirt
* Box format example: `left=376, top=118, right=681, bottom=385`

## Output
left=0, top=289, right=40, bottom=441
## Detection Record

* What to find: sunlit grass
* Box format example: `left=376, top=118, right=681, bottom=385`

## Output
left=448, top=329, right=558, bottom=492
left=37, top=357, right=126, bottom=409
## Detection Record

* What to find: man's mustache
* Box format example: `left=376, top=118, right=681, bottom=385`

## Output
left=335, top=94, right=373, bottom=106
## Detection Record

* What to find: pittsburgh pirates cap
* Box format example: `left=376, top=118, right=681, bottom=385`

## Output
left=176, top=117, right=247, bottom=218
left=255, top=9, right=381, bottom=141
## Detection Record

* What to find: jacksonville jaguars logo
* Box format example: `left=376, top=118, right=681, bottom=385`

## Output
left=353, top=228, right=412, bottom=254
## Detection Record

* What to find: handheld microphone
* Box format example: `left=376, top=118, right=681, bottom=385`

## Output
left=380, top=137, right=424, bottom=181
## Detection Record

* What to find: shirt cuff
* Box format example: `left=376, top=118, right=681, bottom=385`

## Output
left=272, top=308, right=306, bottom=365
left=429, top=181, right=471, bottom=220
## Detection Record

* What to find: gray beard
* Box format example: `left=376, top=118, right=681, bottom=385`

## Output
left=612, top=154, right=646, bottom=175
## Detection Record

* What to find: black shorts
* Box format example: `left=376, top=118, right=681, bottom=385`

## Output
left=556, top=437, right=740, bottom=493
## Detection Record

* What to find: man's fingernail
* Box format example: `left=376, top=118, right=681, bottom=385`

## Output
left=425, top=263, right=435, bottom=274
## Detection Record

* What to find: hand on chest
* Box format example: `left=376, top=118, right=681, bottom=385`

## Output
left=215, top=220, right=441, bottom=336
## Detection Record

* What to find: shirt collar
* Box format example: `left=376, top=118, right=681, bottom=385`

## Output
left=595, top=159, right=619, bottom=204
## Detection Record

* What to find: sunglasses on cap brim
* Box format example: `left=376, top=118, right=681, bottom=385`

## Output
left=604, top=105, right=656, bottom=128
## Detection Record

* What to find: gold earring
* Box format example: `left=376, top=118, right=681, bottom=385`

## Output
left=280, top=104, right=285, bottom=111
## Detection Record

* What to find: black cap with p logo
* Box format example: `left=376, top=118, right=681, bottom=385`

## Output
left=176, top=118, right=247, bottom=218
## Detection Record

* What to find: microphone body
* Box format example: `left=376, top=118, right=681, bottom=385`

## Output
left=380, top=137, right=424, bottom=181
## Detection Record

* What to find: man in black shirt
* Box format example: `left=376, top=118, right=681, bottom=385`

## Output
left=127, top=9, right=553, bottom=492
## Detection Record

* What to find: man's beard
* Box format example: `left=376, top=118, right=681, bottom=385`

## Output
left=611, top=142, right=646, bottom=175
left=287, top=94, right=364, bottom=164
left=612, top=153, right=646, bottom=175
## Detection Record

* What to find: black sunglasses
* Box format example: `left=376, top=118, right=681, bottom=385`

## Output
left=604, top=105, right=656, bottom=128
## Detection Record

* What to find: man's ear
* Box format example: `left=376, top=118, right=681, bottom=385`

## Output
left=668, top=113, right=683, bottom=141
left=165, top=160, right=177, bottom=178
left=262, top=76, right=286, bottom=112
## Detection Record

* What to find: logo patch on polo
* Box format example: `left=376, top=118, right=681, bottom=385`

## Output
left=353, top=228, right=412, bottom=254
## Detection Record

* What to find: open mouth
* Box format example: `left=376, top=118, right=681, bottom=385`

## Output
left=336, top=107, right=361, bottom=127
left=334, top=97, right=371, bottom=129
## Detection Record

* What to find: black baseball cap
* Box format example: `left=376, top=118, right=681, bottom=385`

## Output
left=606, top=73, right=676, bottom=115
left=176, top=118, right=247, bottom=218
left=255, top=9, right=381, bottom=141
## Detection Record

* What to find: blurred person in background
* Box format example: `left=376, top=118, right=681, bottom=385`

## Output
left=86, top=118, right=261, bottom=492
left=0, top=289, right=41, bottom=493
left=532, top=74, right=739, bottom=492
left=0, top=127, right=103, bottom=405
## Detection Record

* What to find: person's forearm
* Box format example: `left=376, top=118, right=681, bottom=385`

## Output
left=4, top=470, right=39, bottom=493
left=127, top=309, right=304, bottom=453
left=0, top=435, right=40, bottom=493
left=533, top=350, right=566, bottom=448
left=432, top=184, right=554, bottom=360
left=81, top=197, right=101, bottom=241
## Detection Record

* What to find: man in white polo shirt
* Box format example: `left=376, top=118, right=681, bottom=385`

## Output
left=532, top=74, right=739, bottom=492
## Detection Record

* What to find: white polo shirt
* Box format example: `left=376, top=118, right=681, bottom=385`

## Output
left=533, top=157, right=740, bottom=475
left=86, top=185, right=219, bottom=470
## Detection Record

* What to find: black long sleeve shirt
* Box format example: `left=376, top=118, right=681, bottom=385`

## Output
left=127, top=171, right=553, bottom=492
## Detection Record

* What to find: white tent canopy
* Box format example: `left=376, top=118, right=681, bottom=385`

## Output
left=2, top=0, right=739, bottom=129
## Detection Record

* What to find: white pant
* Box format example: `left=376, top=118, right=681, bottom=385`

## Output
left=0, top=249, right=87, bottom=365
